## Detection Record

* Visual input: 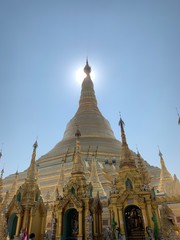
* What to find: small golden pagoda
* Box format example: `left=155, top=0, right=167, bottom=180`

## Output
left=53, top=127, right=103, bottom=240
left=158, top=149, right=180, bottom=196
left=108, top=117, right=160, bottom=240
left=6, top=141, right=47, bottom=239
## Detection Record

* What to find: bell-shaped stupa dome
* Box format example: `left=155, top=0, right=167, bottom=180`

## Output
left=41, top=60, right=121, bottom=161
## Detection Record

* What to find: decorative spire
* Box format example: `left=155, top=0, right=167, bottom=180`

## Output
left=89, top=157, right=106, bottom=197
left=71, top=127, right=84, bottom=175
left=26, top=140, right=38, bottom=183
left=158, top=148, right=173, bottom=193
left=10, top=170, right=18, bottom=196
left=137, top=150, right=150, bottom=185
left=118, top=116, right=127, bottom=146
left=119, top=116, right=136, bottom=168
left=77, top=59, right=98, bottom=113
left=84, top=58, right=91, bottom=76
left=159, top=149, right=172, bottom=179
left=56, top=152, right=67, bottom=196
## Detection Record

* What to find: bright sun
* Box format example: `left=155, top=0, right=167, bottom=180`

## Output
left=75, top=67, right=95, bottom=84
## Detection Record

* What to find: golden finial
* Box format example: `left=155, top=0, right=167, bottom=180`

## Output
left=158, top=146, right=163, bottom=158
left=84, top=58, right=91, bottom=76
left=118, top=113, right=127, bottom=145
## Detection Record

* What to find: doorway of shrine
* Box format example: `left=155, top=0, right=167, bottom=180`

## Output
left=124, top=205, right=145, bottom=240
left=63, top=208, right=78, bottom=240
left=7, top=213, right=18, bottom=239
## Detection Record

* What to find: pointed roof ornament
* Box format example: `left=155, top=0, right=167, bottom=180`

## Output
left=158, top=148, right=171, bottom=177
left=84, top=58, right=91, bottom=76
left=119, top=114, right=136, bottom=168
left=158, top=146, right=163, bottom=159
left=10, top=170, right=18, bottom=196
left=72, top=127, right=84, bottom=175
left=136, top=148, right=150, bottom=184
left=26, top=140, right=38, bottom=182
left=158, top=147, right=173, bottom=192
left=118, top=114, right=127, bottom=146
left=89, top=157, right=106, bottom=197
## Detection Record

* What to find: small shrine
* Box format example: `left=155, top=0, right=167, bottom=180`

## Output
left=108, top=118, right=160, bottom=240
left=53, top=128, right=103, bottom=240
left=6, top=141, right=46, bottom=239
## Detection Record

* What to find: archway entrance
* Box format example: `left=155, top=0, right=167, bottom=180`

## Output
left=7, top=213, right=18, bottom=239
left=124, top=205, right=145, bottom=240
left=63, top=208, right=78, bottom=240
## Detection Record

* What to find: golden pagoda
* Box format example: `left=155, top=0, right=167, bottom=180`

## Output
left=2, top=60, right=180, bottom=239
left=6, top=141, right=46, bottom=239
left=158, top=149, right=180, bottom=196
left=53, top=127, right=103, bottom=240
left=108, top=117, right=160, bottom=240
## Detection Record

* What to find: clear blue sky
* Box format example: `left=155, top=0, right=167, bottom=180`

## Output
left=0, top=1, right=180, bottom=179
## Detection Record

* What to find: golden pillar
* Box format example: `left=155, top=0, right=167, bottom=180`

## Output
left=113, top=205, right=119, bottom=226
left=146, top=200, right=153, bottom=228
left=99, top=212, right=102, bottom=234
left=22, top=207, right=29, bottom=230
left=56, top=210, right=62, bottom=240
left=15, top=213, right=22, bottom=236
left=118, top=207, right=125, bottom=235
left=142, top=207, right=148, bottom=227
left=40, top=214, right=46, bottom=237
left=78, top=209, right=83, bottom=239
left=28, top=209, right=33, bottom=235
left=93, top=212, right=97, bottom=236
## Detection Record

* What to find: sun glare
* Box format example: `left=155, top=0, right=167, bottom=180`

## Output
left=75, top=67, right=95, bottom=84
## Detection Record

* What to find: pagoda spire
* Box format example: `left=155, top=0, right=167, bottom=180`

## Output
left=84, top=58, right=91, bottom=76
left=137, top=150, right=150, bottom=185
left=119, top=116, right=136, bottom=168
left=89, top=157, right=106, bottom=197
left=77, top=59, right=98, bottom=114
left=10, top=170, right=18, bottom=196
left=56, top=155, right=66, bottom=196
left=26, top=140, right=38, bottom=183
left=158, top=149, right=173, bottom=192
left=119, top=116, right=127, bottom=146
left=71, top=127, right=84, bottom=175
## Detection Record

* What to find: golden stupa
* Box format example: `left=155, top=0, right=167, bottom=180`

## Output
left=3, top=60, right=160, bottom=199
left=2, top=60, right=180, bottom=240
